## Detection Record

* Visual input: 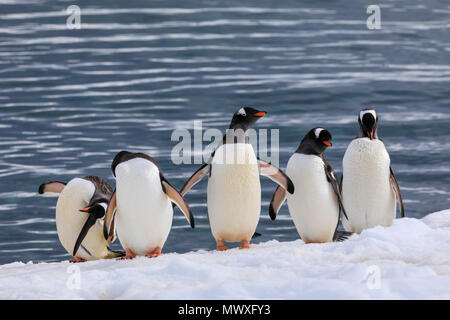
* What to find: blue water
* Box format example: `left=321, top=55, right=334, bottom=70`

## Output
left=0, top=1, right=449, bottom=265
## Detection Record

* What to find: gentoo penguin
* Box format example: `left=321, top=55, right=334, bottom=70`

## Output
left=269, top=128, right=349, bottom=243
left=103, top=151, right=194, bottom=259
left=180, top=107, right=294, bottom=251
left=38, top=176, right=123, bottom=262
left=341, top=108, right=405, bottom=233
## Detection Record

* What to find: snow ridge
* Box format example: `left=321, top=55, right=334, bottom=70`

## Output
left=0, top=210, right=449, bottom=299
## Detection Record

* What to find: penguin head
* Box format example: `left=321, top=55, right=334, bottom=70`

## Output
left=358, top=108, right=378, bottom=140
left=296, top=127, right=333, bottom=155
left=79, top=203, right=106, bottom=219
left=229, top=107, right=267, bottom=131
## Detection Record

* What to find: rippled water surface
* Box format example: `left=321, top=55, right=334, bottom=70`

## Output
left=0, top=0, right=449, bottom=265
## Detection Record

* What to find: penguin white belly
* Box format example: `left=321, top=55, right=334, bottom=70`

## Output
left=207, top=143, right=261, bottom=242
left=286, top=154, right=339, bottom=243
left=56, top=178, right=108, bottom=260
left=115, top=158, right=173, bottom=255
left=342, top=138, right=396, bottom=233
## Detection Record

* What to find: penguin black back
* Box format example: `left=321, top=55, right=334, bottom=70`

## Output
left=111, top=151, right=162, bottom=177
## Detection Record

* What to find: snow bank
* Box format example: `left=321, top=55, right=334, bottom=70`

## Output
left=1, top=210, right=449, bottom=299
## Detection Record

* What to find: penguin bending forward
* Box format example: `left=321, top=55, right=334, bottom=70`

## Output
left=38, top=176, right=123, bottom=262
left=180, top=107, right=294, bottom=251
left=103, top=151, right=194, bottom=260
left=269, top=128, right=350, bottom=243
left=341, top=108, right=405, bottom=233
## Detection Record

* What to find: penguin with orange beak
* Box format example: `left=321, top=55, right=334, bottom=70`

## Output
left=38, top=176, right=122, bottom=262
left=269, top=128, right=349, bottom=243
left=181, top=107, right=294, bottom=250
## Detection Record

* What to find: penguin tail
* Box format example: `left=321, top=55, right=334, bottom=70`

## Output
left=333, top=230, right=353, bottom=242
left=106, top=247, right=125, bottom=259
left=252, top=232, right=262, bottom=239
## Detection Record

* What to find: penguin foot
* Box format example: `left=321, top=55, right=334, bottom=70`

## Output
left=146, top=247, right=161, bottom=258
left=69, top=257, right=86, bottom=263
left=239, top=240, right=250, bottom=250
left=216, top=240, right=228, bottom=251
left=117, top=249, right=136, bottom=260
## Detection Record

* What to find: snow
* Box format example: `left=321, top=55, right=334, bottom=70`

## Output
left=1, top=210, right=449, bottom=299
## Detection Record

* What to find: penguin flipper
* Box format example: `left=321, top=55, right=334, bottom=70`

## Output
left=257, top=159, right=294, bottom=194
left=269, top=185, right=287, bottom=220
left=161, top=177, right=195, bottom=228
left=180, top=163, right=210, bottom=196
left=252, top=232, right=262, bottom=238
left=333, top=230, right=353, bottom=242
left=103, top=190, right=117, bottom=241
left=38, top=181, right=66, bottom=194
left=324, top=162, right=348, bottom=220
left=390, top=166, right=405, bottom=218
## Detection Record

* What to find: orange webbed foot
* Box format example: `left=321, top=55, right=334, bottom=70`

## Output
left=146, top=247, right=162, bottom=258
left=216, top=240, right=228, bottom=251
left=239, top=240, right=250, bottom=249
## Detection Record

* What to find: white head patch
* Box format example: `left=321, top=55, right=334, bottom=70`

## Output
left=360, top=109, right=377, bottom=121
left=237, top=108, right=246, bottom=116
left=314, top=128, right=324, bottom=138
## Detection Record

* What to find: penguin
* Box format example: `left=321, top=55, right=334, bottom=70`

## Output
left=38, top=176, right=123, bottom=262
left=180, top=107, right=294, bottom=251
left=341, top=108, right=405, bottom=233
left=103, top=151, right=194, bottom=259
left=269, top=128, right=350, bottom=243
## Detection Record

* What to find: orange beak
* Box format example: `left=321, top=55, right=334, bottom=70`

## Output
left=80, top=206, right=91, bottom=212
left=323, top=140, right=332, bottom=147
left=367, top=130, right=374, bottom=140
left=253, top=111, right=267, bottom=117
